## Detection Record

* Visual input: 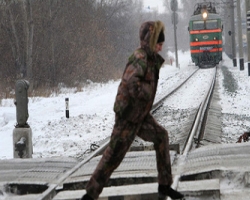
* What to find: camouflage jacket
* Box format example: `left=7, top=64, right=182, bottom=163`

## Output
left=113, top=21, right=165, bottom=123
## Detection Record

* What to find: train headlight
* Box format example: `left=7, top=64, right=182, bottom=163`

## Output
left=202, top=11, right=208, bottom=20
left=214, top=37, right=217, bottom=40
left=195, top=38, right=199, bottom=42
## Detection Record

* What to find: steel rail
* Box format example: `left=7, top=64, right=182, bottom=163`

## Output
left=167, top=67, right=217, bottom=200
left=182, top=67, right=216, bottom=156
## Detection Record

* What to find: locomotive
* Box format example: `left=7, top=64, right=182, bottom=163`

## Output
left=188, top=2, right=223, bottom=68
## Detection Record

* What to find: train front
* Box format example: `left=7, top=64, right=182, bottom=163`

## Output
left=188, top=3, right=223, bottom=68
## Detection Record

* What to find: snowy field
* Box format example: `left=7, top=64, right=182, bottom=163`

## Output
left=0, top=51, right=250, bottom=160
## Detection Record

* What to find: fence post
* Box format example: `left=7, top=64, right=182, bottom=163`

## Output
left=65, top=98, right=69, bottom=118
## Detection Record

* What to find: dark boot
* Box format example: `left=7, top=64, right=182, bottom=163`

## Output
left=80, top=193, right=94, bottom=200
left=158, top=185, right=184, bottom=199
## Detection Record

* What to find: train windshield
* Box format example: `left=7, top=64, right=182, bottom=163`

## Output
left=206, top=20, right=218, bottom=29
left=193, top=21, right=204, bottom=30
left=192, top=20, right=218, bottom=30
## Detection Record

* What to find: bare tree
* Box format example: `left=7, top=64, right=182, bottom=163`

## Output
left=0, top=0, right=156, bottom=97
left=22, top=0, right=34, bottom=86
left=0, top=0, right=22, bottom=76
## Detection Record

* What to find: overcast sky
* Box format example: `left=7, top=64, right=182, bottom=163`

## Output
left=143, top=0, right=165, bottom=13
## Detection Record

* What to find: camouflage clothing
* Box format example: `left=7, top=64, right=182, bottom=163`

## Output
left=85, top=21, right=172, bottom=200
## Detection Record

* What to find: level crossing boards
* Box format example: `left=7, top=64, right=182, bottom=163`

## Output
left=60, top=143, right=250, bottom=199
left=63, top=151, right=177, bottom=186
left=54, top=142, right=250, bottom=200
left=0, top=157, right=77, bottom=183
left=0, top=157, right=77, bottom=199
left=1, top=143, right=250, bottom=199
left=179, top=142, right=250, bottom=176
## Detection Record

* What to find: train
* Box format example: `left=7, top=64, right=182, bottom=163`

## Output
left=188, top=2, right=223, bottom=68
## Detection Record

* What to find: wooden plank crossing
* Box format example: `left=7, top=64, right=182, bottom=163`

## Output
left=54, top=179, right=221, bottom=200
left=63, top=151, right=177, bottom=185
left=54, top=143, right=250, bottom=200
left=57, top=142, right=250, bottom=199
left=0, top=142, right=250, bottom=199
left=0, top=157, right=78, bottom=184
left=179, top=142, right=250, bottom=175
left=54, top=183, right=159, bottom=200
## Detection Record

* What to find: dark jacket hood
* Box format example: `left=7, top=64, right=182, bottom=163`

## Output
left=139, top=20, right=165, bottom=54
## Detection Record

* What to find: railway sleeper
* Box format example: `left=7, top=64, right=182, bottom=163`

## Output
left=4, top=183, right=48, bottom=195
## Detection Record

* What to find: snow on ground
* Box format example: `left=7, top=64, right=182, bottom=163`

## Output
left=219, top=56, right=250, bottom=143
left=0, top=51, right=250, bottom=160
left=0, top=51, right=193, bottom=159
left=163, top=67, right=215, bottom=109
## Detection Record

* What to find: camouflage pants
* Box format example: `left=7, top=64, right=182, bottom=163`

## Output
left=86, top=114, right=173, bottom=199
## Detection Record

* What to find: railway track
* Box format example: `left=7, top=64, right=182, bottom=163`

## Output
left=43, top=67, right=217, bottom=199
left=34, top=68, right=199, bottom=199
left=2, top=66, right=249, bottom=200
left=164, top=67, right=219, bottom=200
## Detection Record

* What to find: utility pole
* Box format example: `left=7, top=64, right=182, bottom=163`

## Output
left=224, top=1, right=231, bottom=58
left=171, top=0, right=179, bottom=68
left=225, top=0, right=236, bottom=66
left=173, top=10, right=179, bottom=68
left=231, top=0, right=237, bottom=67
left=236, top=0, right=244, bottom=70
left=246, top=0, right=250, bottom=75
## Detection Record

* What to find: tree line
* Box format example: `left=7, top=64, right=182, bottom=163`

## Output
left=0, top=0, right=208, bottom=99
